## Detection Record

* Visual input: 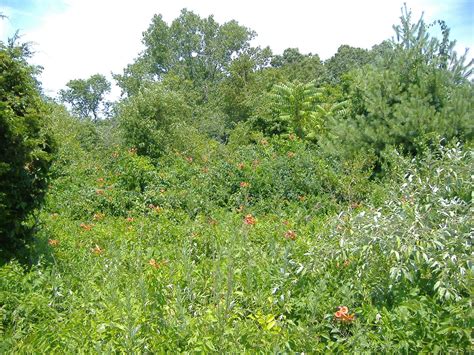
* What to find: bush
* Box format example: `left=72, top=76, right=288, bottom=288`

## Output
left=117, top=83, right=190, bottom=159
left=0, top=41, right=55, bottom=248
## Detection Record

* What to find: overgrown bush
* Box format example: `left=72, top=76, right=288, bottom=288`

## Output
left=0, top=40, right=55, bottom=248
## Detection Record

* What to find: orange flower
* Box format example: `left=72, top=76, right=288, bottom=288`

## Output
left=341, top=313, right=355, bottom=323
left=334, top=306, right=355, bottom=323
left=149, top=258, right=160, bottom=269
left=93, top=213, right=105, bottom=221
left=240, top=182, right=250, bottom=188
left=338, top=306, right=348, bottom=314
left=91, top=244, right=103, bottom=255
left=208, top=218, right=218, bottom=226
left=237, top=162, right=245, bottom=170
left=244, top=214, right=256, bottom=225
left=48, top=239, right=59, bottom=246
left=126, top=217, right=134, bottom=223
left=284, top=230, right=297, bottom=240
left=149, top=258, right=168, bottom=269
left=80, top=223, right=93, bottom=231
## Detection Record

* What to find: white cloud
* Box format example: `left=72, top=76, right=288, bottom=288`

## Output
left=6, top=0, right=471, bottom=99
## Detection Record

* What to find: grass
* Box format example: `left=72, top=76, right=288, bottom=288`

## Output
left=0, top=138, right=472, bottom=352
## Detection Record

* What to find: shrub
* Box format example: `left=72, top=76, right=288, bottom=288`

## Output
left=0, top=40, right=55, bottom=248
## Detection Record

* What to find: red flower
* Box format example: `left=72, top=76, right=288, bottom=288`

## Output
left=80, top=223, right=93, bottom=231
left=244, top=214, right=256, bottom=225
left=284, top=230, right=297, bottom=240
left=48, top=239, right=59, bottom=246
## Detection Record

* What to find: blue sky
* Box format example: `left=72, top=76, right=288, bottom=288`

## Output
left=1, top=0, right=472, bottom=97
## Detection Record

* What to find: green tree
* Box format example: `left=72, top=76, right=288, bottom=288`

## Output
left=0, top=37, right=55, bottom=248
left=115, top=9, right=258, bottom=100
left=253, top=81, right=327, bottom=139
left=324, top=45, right=372, bottom=83
left=117, top=83, right=190, bottom=159
left=271, top=48, right=326, bottom=83
left=326, top=6, right=473, bottom=164
left=59, top=74, right=111, bottom=121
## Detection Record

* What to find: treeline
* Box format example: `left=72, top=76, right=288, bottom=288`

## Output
left=1, top=6, right=472, bottom=247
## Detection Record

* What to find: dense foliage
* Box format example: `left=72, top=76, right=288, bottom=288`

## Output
left=0, top=7, right=472, bottom=353
left=0, top=38, right=55, bottom=249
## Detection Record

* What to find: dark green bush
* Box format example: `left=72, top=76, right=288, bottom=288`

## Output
left=0, top=41, right=55, bottom=248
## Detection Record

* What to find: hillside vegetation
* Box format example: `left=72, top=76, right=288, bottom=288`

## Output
left=1, top=7, right=473, bottom=352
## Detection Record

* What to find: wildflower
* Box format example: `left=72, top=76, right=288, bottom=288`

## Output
left=284, top=230, right=297, bottom=240
left=148, top=204, right=162, bottom=213
left=240, top=181, right=250, bottom=188
left=160, top=188, right=166, bottom=194
left=244, top=214, right=256, bottom=225
left=208, top=218, right=218, bottom=226
left=51, top=213, right=59, bottom=219
left=237, top=162, right=245, bottom=170
left=287, top=151, right=295, bottom=158
left=343, top=259, right=351, bottom=267
left=149, top=258, right=160, bottom=269
left=91, top=244, right=103, bottom=255
left=288, top=133, right=296, bottom=141
left=95, top=189, right=104, bottom=195
left=97, top=177, right=105, bottom=183
left=202, top=167, right=209, bottom=173
left=80, top=223, right=93, bottom=231
left=48, top=239, right=59, bottom=246
left=126, top=217, right=134, bottom=223
left=260, top=139, right=268, bottom=146
left=282, top=220, right=290, bottom=226
left=93, top=213, right=105, bottom=221
left=148, top=259, right=168, bottom=269
left=334, top=306, right=355, bottom=323
left=186, top=156, right=193, bottom=163
left=236, top=205, right=244, bottom=213
left=252, top=160, right=260, bottom=167
left=298, top=195, right=306, bottom=201
left=128, top=147, right=137, bottom=154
